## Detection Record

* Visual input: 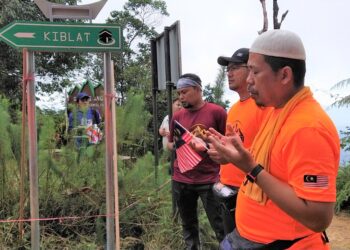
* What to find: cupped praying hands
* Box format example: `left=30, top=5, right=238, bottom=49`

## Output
left=206, top=124, right=256, bottom=174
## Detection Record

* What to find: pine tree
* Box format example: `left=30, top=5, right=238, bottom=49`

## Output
left=203, top=66, right=230, bottom=109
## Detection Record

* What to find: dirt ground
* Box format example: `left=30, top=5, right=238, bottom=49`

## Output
left=327, top=212, right=350, bottom=250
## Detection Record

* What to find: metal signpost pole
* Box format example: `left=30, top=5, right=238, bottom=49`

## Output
left=164, top=27, right=173, bottom=130
left=19, top=49, right=27, bottom=243
left=104, top=52, right=116, bottom=249
left=163, top=27, right=177, bottom=218
left=152, top=21, right=181, bottom=217
left=151, top=39, right=159, bottom=183
left=111, top=61, right=121, bottom=250
left=0, top=2, right=122, bottom=248
left=25, top=49, right=40, bottom=250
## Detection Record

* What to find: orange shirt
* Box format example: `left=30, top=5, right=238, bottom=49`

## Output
left=220, top=98, right=268, bottom=187
left=236, top=95, right=340, bottom=249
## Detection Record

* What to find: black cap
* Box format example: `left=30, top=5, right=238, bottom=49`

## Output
left=217, top=48, right=249, bottom=66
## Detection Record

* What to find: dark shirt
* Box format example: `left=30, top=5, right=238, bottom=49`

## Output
left=169, top=102, right=227, bottom=184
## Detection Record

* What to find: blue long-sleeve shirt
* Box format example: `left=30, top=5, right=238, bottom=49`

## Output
left=68, top=107, right=101, bottom=131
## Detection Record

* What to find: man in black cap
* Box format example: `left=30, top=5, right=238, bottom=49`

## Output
left=212, top=48, right=269, bottom=235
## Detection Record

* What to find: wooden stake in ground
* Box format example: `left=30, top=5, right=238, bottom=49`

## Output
left=19, top=48, right=29, bottom=242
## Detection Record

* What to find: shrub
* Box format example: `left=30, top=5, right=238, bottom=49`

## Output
left=336, top=163, right=350, bottom=212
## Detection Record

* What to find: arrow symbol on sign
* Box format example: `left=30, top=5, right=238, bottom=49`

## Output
left=14, top=32, right=36, bottom=38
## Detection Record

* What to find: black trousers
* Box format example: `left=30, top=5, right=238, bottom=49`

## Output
left=220, top=229, right=266, bottom=250
left=173, top=180, right=224, bottom=250
left=218, top=190, right=238, bottom=236
left=220, top=228, right=312, bottom=250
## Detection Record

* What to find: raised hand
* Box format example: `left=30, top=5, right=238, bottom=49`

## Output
left=159, top=127, right=169, bottom=137
left=207, top=125, right=255, bottom=173
left=189, top=136, right=208, bottom=152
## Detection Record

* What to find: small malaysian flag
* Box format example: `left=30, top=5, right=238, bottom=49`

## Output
left=174, top=120, right=203, bottom=173
left=303, top=175, right=329, bottom=188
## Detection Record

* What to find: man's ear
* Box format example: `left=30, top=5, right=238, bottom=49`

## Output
left=280, top=66, right=293, bottom=86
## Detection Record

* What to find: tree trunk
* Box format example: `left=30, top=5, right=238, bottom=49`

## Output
left=258, top=0, right=268, bottom=34
left=273, top=0, right=289, bottom=29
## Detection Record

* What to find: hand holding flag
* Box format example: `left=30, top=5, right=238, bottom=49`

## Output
left=174, top=120, right=207, bottom=173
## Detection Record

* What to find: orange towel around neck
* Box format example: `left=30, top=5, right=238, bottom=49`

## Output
left=241, top=87, right=312, bottom=204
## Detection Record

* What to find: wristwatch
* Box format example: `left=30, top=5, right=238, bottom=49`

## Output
left=246, top=164, right=264, bottom=183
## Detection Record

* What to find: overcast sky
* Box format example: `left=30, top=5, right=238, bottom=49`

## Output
left=80, top=0, right=350, bottom=107
left=34, top=0, right=349, bottom=160
left=32, top=0, right=349, bottom=160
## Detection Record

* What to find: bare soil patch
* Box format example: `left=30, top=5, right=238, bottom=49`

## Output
left=327, top=212, right=350, bottom=250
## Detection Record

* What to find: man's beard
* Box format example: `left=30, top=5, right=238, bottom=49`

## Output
left=251, top=97, right=265, bottom=107
left=181, top=102, right=193, bottom=109
left=255, top=101, right=265, bottom=107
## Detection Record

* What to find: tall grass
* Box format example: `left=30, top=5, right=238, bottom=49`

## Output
left=0, top=94, right=219, bottom=249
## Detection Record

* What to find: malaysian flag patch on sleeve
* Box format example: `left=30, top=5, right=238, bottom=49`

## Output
left=303, top=175, right=329, bottom=188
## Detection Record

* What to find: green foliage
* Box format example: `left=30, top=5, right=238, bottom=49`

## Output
left=203, top=66, right=230, bottom=109
left=340, top=127, right=350, bottom=152
left=330, top=78, right=350, bottom=108
left=330, top=77, right=350, bottom=213
left=109, top=0, right=168, bottom=53
left=116, top=91, right=152, bottom=156
left=0, top=97, right=21, bottom=219
left=36, top=51, right=88, bottom=94
left=118, top=152, right=218, bottom=249
left=107, top=0, right=168, bottom=103
left=0, top=108, right=106, bottom=248
left=0, top=0, right=87, bottom=109
left=0, top=97, right=13, bottom=161
left=38, top=113, right=56, bottom=150
left=120, top=152, right=156, bottom=193
left=0, top=98, right=217, bottom=248
left=336, top=163, right=350, bottom=212
left=337, top=127, right=350, bottom=213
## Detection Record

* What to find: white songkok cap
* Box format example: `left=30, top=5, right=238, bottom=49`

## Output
left=250, top=30, right=306, bottom=60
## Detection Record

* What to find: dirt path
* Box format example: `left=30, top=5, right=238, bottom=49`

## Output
left=327, top=212, right=350, bottom=250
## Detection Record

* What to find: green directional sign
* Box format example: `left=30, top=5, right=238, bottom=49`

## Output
left=0, top=21, right=122, bottom=52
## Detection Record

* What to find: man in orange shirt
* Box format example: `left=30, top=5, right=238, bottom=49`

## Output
left=213, top=48, right=269, bottom=235
left=207, top=30, right=340, bottom=249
